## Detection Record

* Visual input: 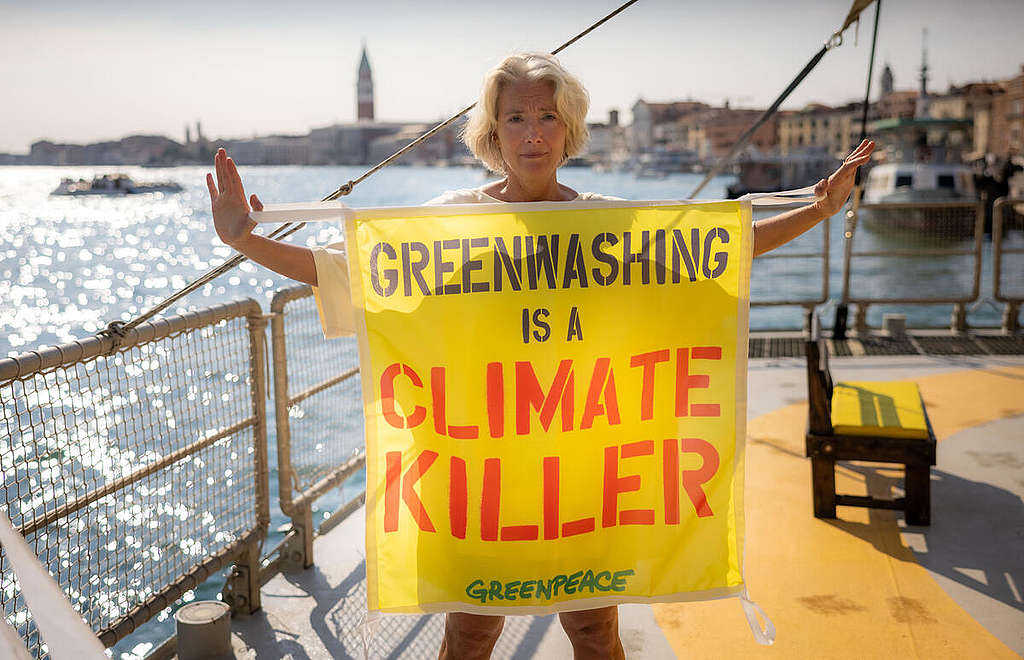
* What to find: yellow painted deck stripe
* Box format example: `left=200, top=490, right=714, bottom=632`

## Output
left=653, top=366, right=1024, bottom=659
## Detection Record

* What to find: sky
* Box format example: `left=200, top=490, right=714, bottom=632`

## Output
left=1, top=0, right=1022, bottom=154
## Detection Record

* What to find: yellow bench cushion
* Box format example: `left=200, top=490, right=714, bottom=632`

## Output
left=830, top=380, right=930, bottom=439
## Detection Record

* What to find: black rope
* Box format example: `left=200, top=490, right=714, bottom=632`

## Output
left=105, top=0, right=641, bottom=336
left=856, top=0, right=882, bottom=181
left=834, top=0, right=882, bottom=340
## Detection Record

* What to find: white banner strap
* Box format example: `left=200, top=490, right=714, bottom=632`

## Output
left=740, top=184, right=822, bottom=207
left=740, top=587, right=777, bottom=646
left=0, top=511, right=107, bottom=659
left=250, top=188, right=822, bottom=225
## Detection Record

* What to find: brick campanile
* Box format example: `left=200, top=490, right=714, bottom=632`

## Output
left=357, top=45, right=374, bottom=121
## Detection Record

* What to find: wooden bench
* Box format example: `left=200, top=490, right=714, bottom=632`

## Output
left=804, top=317, right=936, bottom=525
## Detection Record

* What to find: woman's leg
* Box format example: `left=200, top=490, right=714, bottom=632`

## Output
left=438, top=612, right=505, bottom=660
left=559, top=606, right=625, bottom=659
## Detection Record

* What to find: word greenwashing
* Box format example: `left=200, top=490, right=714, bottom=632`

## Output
left=465, top=569, right=635, bottom=604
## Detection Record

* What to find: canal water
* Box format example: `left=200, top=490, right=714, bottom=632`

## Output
left=0, top=165, right=1018, bottom=658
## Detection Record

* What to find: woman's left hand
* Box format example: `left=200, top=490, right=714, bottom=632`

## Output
left=812, top=139, right=876, bottom=218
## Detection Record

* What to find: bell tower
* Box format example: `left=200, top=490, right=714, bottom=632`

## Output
left=357, top=44, right=374, bottom=121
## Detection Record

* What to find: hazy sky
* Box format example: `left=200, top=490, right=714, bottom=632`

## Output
left=1, top=0, right=1022, bottom=153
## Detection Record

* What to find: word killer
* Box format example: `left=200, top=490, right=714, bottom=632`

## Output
left=383, top=437, right=721, bottom=541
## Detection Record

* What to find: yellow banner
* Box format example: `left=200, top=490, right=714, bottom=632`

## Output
left=346, top=200, right=752, bottom=614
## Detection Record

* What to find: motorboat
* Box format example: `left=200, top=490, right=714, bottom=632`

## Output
left=859, top=118, right=979, bottom=236
left=50, top=174, right=183, bottom=196
left=863, top=162, right=976, bottom=204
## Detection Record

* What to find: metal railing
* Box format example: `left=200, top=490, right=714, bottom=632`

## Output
left=0, top=300, right=269, bottom=657
left=268, top=285, right=365, bottom=572
left=992, top=197, right=1024, bottom=333
left=840, top=200, right=985, bottom=333
left=750, top=208, right=830, bottom=329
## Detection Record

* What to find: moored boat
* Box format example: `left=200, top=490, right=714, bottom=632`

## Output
left=50, top=174, right=183, bottom=196
left=859, top=118, right=979, bottom=237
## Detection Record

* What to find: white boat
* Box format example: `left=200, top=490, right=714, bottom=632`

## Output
left=859, top=118, right=979, bottom=236
left=50, top=174, right=183, bottom=196
left=863, top=161, right=976, bottom=205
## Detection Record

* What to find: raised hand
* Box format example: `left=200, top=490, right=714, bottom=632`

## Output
left=206, top=148, right=258, bottom=248
left=812, top=139, right=876, bottom=218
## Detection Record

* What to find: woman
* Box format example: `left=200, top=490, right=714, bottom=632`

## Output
left=208, top=53, right=873, bottom=659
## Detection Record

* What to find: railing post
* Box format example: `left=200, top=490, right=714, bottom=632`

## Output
left=951, top=303, right=968, bottom=334
left=854, top=303, right=868, bottom=335
left=223, top=539, right=262, bottom=615
left=222, top=308, right=271, bottom=615
left=269, top=290, right=316, bottom=569
left=280, top=503, right=315, bottom=570
left=1004, top=302, right=1021, bottom=334
left=992, top=197, right=1023, bottom=335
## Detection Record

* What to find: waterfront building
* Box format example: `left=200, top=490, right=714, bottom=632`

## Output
left=777, top=102, right=865, bottom=159
left=225, top=135, right=313, bottom=166
left=582, top=109, right=628, bottom=167
left=630, top=100, right=710, bottom=152
left=990, top=65, right=1024, bottom=158
left=929, top=82, right=1004, bottom=157
left=880, top=63, right=894, bottom=97
left=309, top=122, right=403, bottom=165
left=26, top=135, right=183, bottom=166
left=700, top=105, right=778, bottom=161
left=357, top=45, right=374, bottom=122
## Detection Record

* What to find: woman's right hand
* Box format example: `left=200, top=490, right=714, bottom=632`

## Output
left=206, top=148, right=261, bottom=248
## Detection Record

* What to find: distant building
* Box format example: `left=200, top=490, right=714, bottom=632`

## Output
left=915, top=29, right=931, bottom=119
left=880, top=63, right=894, bottom=97
left=357, top=45, right=374, bottom=121
left=583, top=109, right=626, bottom=165
left=700, top=106, right=778, bottom=161
left=630, top=100, right=710, bottom=151
left=27, top=135, right=183, bottom=165
left=991, top=64, right=1024, bottom=157
left=226, top=135, right=312, bottom=165
left=778, top=102, right=864, bottom=158
left=366, top=118, right=469, bottom=166
left=929, top=81, right=1004, bottom=156
left=310, top=123, right=402, bottom=165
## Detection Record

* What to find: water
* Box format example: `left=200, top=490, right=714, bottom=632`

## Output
left=0, top=165, right=1018, bottom=658
left=0, top=166, right=1014, bottom=364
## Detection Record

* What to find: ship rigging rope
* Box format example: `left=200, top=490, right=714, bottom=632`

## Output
left=100, top=0, right=640, bottom=346
left=688, top=0, right=877, bottom=198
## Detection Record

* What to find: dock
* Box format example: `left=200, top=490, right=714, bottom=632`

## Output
left=228, top=350, right=1024, bottom=658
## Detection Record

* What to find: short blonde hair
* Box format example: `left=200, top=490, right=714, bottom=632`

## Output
left=463, top=53, right=590, bottom=174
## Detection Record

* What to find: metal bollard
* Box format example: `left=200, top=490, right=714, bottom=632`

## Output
left=175, top=600, right=233, bottom=660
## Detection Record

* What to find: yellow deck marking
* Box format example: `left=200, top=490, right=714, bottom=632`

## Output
left=653, top=366, right=1024, bottom=658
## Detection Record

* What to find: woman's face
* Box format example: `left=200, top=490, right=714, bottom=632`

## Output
left=493, top=78, right=567, bottom=185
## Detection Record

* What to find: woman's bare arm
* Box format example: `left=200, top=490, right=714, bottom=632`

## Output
left=753, top=140, right=875, bottom=257
left=206, top=148, right=318, bottom=286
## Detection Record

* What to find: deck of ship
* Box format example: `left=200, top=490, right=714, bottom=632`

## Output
left=226, top=350, right=1024, bottom=659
